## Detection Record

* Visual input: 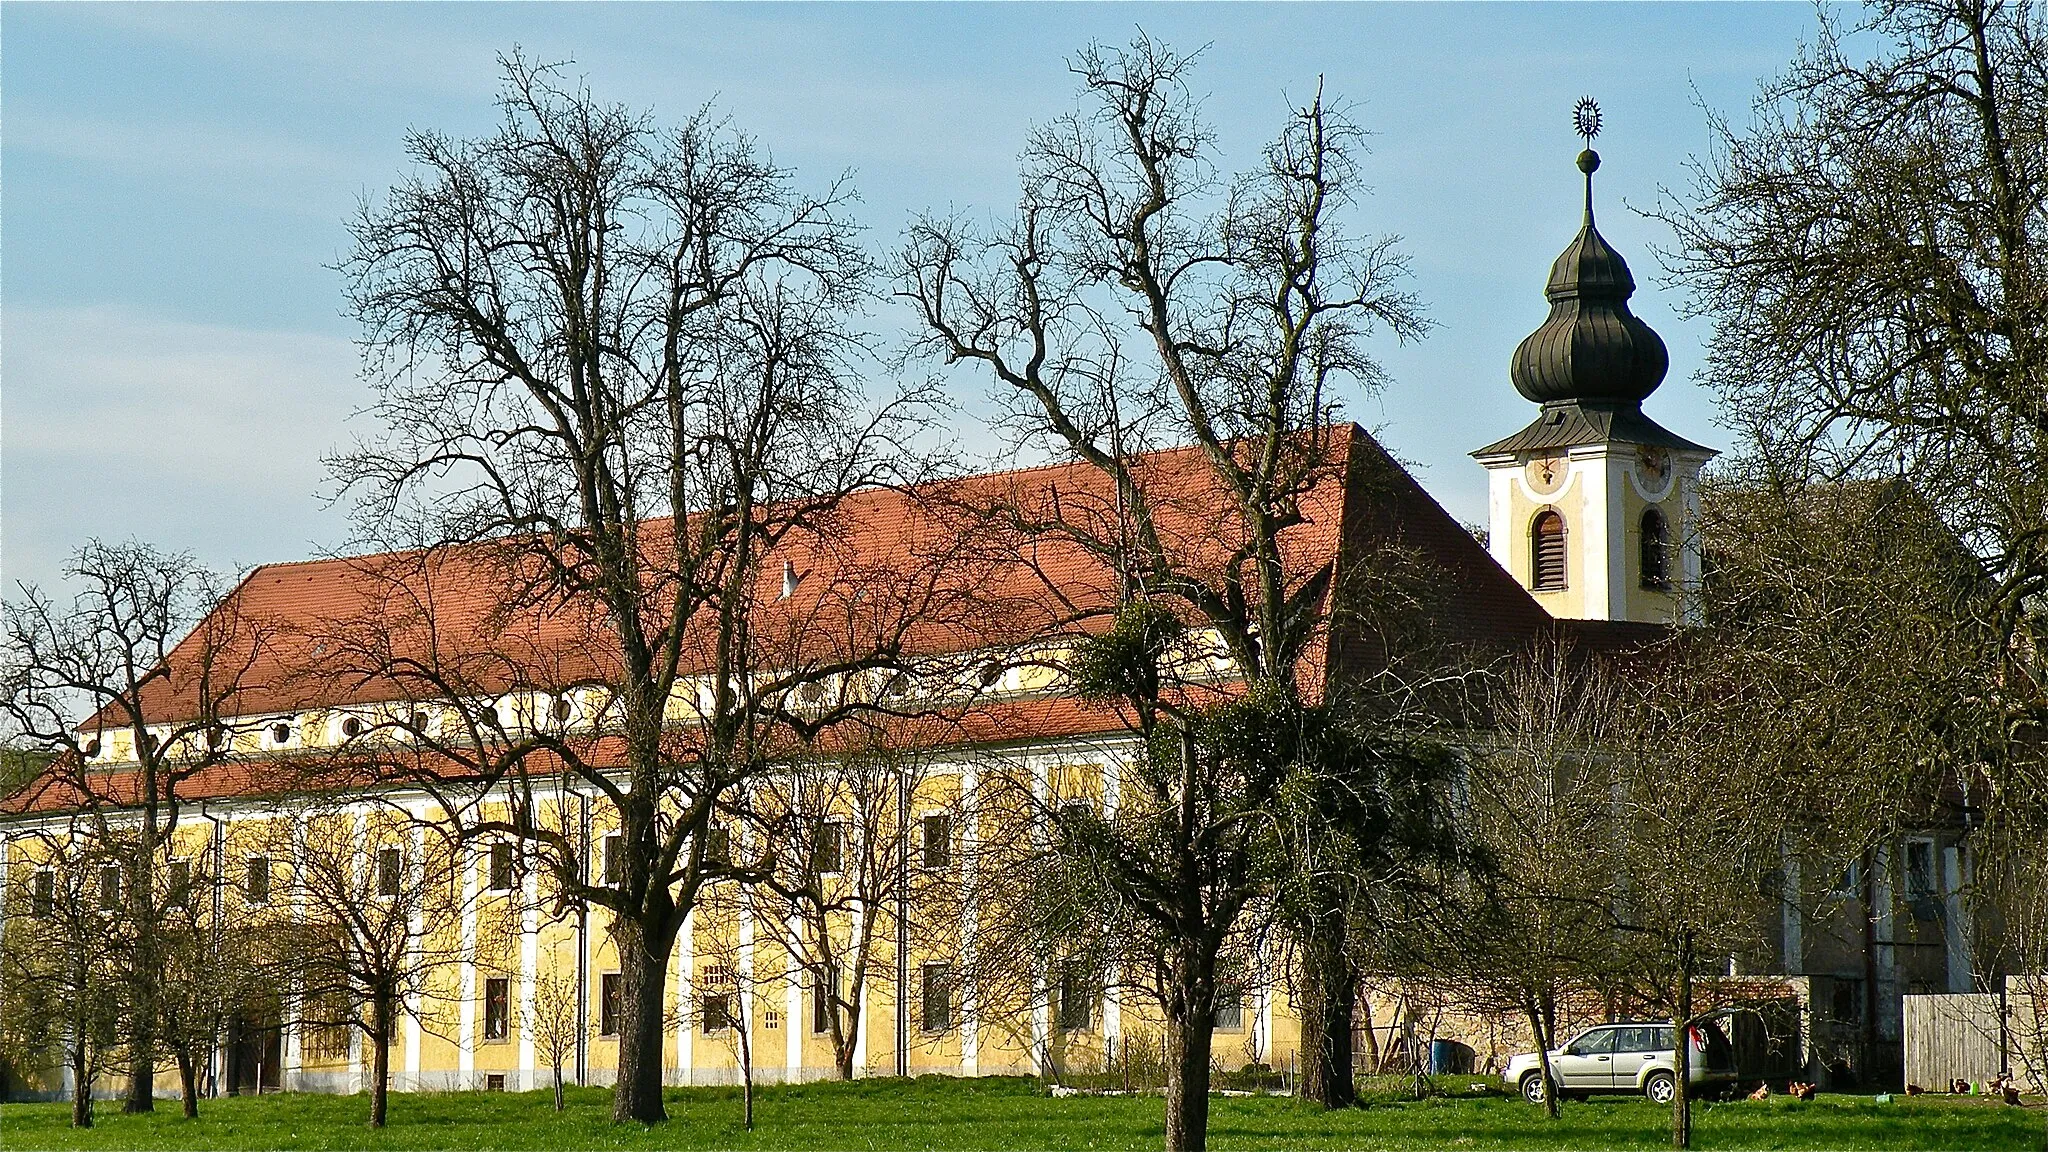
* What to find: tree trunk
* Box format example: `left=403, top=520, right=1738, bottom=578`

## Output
left=554, top=1065, right=565, bottom=1113
left=70, top=1039, right=93, bottom=1128
left=1164, top=1012, right=1215, bottom=1152
left=1521, top=998, right=1559, bottom=1119
left=611, top=924, right=672, bottom=1124
left=124, top=1033, right=156, bottom=1112
left=1294, top=911, right=1357, bottom=1108
left=370, top=994, right=393, bottom=1129
left=176, top=1049, right=200, bottom=1119
left=126, top=806, right=161, bottom=1114
left=1672, top=932, right=1694, bottom=1151
left=737, top=999, right=755, bottom=1130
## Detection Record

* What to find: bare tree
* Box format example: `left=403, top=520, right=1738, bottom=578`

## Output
left=266, top=800, right=477, bottom=1127
left=1434, top=647, right=1631, bottom=1119
left=729, top=742, right=942, bottom=1080
left=0, top=819, right=128, bottom=1127
left=902, top=35, right=1430, bottom=1142
left=331, top=55, right=942, bottom=1123
left=526, top=944, right=585, bottom=1112
left=152, top=847, right=267, bottom=1118
left=2, top=540, right=270, bottom=1112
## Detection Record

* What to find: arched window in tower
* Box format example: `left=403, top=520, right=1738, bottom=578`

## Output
left=1639, top=507, right=1670, bottom=590
left=1531, top=510, right=1567, bottom=591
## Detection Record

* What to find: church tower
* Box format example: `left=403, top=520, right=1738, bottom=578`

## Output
left=1472, top=109, right=1715, bottom=624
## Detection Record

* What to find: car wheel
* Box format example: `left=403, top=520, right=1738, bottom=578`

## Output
left=1520, top=1074, right=1549, bottom=1104
left=1644, top=1072, right=1676, bottom=1105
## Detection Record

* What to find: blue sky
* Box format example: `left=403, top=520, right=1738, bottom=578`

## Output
left=1, top=2, right=1820, bottom=593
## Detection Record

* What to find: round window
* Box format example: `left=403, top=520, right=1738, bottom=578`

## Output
left=270, top=722, right=293, bottom=745
left=341, top=716, right=365, bottom=739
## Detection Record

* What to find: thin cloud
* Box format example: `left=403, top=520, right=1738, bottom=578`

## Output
left=1, top=305, right=362, bottom=589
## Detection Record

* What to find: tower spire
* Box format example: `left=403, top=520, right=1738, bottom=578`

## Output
left=1574, top=97, right=1602, bottom=226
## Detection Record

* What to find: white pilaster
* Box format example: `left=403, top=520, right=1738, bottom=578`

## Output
left=960, top=761, right=980, bottom=1077
left=1872, top=843, right=1898, bottom=1040
left=784, top=916, right=803, bottom=1082
left=458, top=845, right=477, bottom=1086
left=1781, top=856, right=1804, bottom=974
left=1943, top=845, right=1972, bottom=993
left=404, top=818, right=425, bottom=1088
left=519, top=871, right=538, bottom=1089
left=678, top=911, right=695, bottom=1084
left=1578, top=453, right=1614, bottom=617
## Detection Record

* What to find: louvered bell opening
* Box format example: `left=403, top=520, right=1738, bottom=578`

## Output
left=1532, top=511, right=1567, bottom=591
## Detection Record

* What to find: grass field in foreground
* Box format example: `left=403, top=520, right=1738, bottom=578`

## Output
left=3, top=1075, right=2043, bottom=1151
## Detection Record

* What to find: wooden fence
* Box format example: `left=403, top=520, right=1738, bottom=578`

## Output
left=1903, top=994, right=2004, bottom=1089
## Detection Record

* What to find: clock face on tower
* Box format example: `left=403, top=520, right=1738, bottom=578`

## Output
left=1526, top=455, right=1567, bottom=494
left=1637, top=446, right=1670, bottom=485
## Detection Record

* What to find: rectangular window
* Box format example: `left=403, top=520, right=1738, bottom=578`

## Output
left=701, top=965, right=734, bottom=1033
left=1830, top=977, right=1864, bottom=1024
left=812, top=964, right=839, bottom=1034
left=703, top=825, right=730, bottom=867
left=166, top=859, right=192, bottom=909
left=246, top=857, right=271, bottom=904
left=99, top=864, right=121, bottom=911
left=1905, top=838, right=1937, bottom=900
left=1215, top=990, right=1244, bottom=1032
left=1831, top=859, right=1861, bottom=900
left=1056, top=802, right=1092, bottom=853
left=33, top=869, right=55, bottom=918
left=488, top=843, right=514, bottom=892
left=602, top=835, right=623, bottom=885
left=483, top=977, right=510, bottom=1040
left=485, top=1073, right=506, bottom=1092
left=377, top=848, right=402, bottom=898
left=1057, top=965, right=1092, bottom=1032
left=921, top=964, right=953, bottom=1032
left=599, top=973, right=622, bottom=1037
left=812, top=822, right=843, bottom=876
left=921, top=814, right=952, bottom=870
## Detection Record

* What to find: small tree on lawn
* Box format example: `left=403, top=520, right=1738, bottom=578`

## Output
left=1442, top=646, right=1633, bottom=1118
left=268, top=800, right=476, bottom=1128
left=154, top=848, right=267, bottom=1118
left=730, top=741, right=942, bottom=1081
left=527, top=945, right=585, bottom=1112
left=0, top=819, right=127, bottom=1127
left=1, top=539, right=271, bottom=1113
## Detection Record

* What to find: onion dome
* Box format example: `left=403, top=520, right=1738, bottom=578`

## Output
left=1508, top=148, right=1669, bottom=407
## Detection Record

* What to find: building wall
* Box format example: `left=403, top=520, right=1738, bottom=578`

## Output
left=1481, top=443, right=1709, bottom=624
left=1, top=750, right=1307, bottom=1099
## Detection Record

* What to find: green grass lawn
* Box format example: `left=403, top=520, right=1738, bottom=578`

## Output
left=2, top=1076, right=2042, bottom=1151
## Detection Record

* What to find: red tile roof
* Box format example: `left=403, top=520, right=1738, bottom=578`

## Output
left=8, top=425, right=1586, bottom=815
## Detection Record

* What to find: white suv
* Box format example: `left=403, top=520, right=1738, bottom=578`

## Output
left=1504, top=1020, right=1737, bottom=1105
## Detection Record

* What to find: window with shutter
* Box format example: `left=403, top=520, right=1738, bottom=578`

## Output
left=1531, top=511, right=1567, bottom=591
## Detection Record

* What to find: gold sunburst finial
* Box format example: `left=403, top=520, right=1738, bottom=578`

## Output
left=1573, top=97, right=1603, bottom=145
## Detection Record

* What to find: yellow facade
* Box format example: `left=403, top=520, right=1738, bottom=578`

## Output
left=1477, top=441, right=1711, bottom=625
left=2, top=758, right=1307, bottom=1100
